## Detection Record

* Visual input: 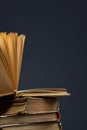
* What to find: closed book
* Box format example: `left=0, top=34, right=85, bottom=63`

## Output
left=0, top=122, right=60, bottom=130
left=17, top=88, right=70, bottom=97
left=0, top=96, right=59, bottom=116
left=0, top=112, right=60, bottom=125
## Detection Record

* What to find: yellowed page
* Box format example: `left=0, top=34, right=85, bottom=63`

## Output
left=6, top=34, right=16, bottom=89
left=9, top=33, right=18, bottom=88
left=0, top=33, right=12, bottom=74
left=0, top=32, right=25, bottom=96
left=17, top=35, right=25, bottom=88
left=0, top=50, right=15, bottom=96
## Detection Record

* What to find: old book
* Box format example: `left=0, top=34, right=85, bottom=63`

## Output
left=0, top=122, right=60, bottom=130
left=0, top=112, right=60, bottom=125
left=0, top=32, right=70, bottom=98
left=17, top=88, right=70, bottom=97
left=0, top=32, right=25, bottom=97
left=0, top=96, right=58, bottom=115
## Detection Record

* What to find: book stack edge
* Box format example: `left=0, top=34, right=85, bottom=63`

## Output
left=0, top=88, right=70, bottom=130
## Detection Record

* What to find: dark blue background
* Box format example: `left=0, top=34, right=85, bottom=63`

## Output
left=0, top=0, right=87, bottom=129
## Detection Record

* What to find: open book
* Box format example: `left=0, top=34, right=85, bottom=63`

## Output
left=0, top=32, right=70, bottom=98
left=0, top=32, right=25, bottom=96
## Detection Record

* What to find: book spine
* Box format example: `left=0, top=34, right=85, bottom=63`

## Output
left=58, top=122, right=62, bottom=130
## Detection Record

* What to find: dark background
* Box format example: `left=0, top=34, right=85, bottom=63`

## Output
left=0, top=0, right=87, bottom=129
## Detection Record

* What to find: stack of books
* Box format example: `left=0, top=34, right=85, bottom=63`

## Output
left=0, top=33, right=70, bottom=130
left=0, top=88, right=70, bottom=130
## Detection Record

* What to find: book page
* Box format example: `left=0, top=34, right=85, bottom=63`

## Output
left=0, top=32, right=25, bottom=97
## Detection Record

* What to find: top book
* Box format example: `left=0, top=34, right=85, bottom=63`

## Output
left=0, top=32, right=70, bottom=98
left=0, top=32, right=25, bottom=97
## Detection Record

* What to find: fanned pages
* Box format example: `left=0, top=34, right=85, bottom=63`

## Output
left=0, top=32, right=26, bottom=96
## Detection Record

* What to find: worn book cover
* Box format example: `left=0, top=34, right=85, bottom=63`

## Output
left=0, top=121, right=60, bottom=130
left=0, top=96, right=59, bottom=115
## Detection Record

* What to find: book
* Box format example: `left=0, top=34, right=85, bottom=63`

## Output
left=0, top=112, right=60, bottom=125
left=0, top=96, right=58, bottom=115
left=17, top=88, right=70, bottom=97
left=0, top=32, right=70, bottom=97
left=0, top=32, right=25, bottom=97
left=0, top=95, right=61, bottom=130
left=0, top=122, right=60, bottom=130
